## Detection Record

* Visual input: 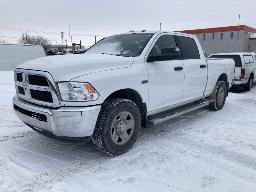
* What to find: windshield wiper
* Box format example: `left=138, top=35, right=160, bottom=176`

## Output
left=114, top=53, right=133, bottom=57
left=100, top=52, right=133, bottom=57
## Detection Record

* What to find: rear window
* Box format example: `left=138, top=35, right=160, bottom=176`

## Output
left=210, top=55, right=242, bottom=67
left=243, top=55, right=254, bottom=64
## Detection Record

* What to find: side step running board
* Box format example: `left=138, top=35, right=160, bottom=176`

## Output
left=148, top=101, right=209, bottom=126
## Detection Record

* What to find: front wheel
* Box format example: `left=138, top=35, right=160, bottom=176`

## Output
left=92, top=98, right=141, bottom=156
left=209, top=81, right=227, bottom=111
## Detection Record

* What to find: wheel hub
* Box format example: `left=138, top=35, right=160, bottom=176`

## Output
left=110, top=111, right=135, bottom=145
left=116, top=121, right=127, bottom=134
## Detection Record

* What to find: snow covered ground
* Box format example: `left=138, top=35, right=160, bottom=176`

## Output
left=1, top=71, right=256, bottom=192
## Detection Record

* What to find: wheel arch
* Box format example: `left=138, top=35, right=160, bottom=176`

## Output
left=104, top=88, right=147, bottom=127
left=218, top=73, right=229, bottom=92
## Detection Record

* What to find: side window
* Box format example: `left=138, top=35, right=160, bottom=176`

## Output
left=243, top=55, right=254, bottom=64
left=175, top=36, right=201, bottom=59
left=203, top=34, right=206, bottom=41
left=220, top=33, right=224, bottom=40
left=230, top=32, right=234, bottom=39
left=149, top=35, right=179, bottom=58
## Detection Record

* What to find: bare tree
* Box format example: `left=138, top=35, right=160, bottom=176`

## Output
left=18, top=33, right=51, bottom=45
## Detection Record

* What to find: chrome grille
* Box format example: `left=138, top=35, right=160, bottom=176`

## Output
left=15, top=71, right=59, bottom=107
left=28, top=75, right=49, bottom=86
left=30, top=89, right=53, bottom=103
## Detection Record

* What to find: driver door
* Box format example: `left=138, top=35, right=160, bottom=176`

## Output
left=147, top=34, right=185, bottom=113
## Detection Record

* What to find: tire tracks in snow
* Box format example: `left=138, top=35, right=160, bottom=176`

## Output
left=3, top=107, right=256, bottom=191
left=140, top=109, right=256, bottom=184
left=0, top=131, right=35, bottom=143
left=20, top=151, right=109, bottom=192
left=171, top=138, right=256, bottom=184
left=20, top=109, right=212, bottom=192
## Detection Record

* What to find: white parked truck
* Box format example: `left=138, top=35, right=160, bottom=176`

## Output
left=210, top=53, right=256, bottom=91
left=13, top=31, right=235, bottom=155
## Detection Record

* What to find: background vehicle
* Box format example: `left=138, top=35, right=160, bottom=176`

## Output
left=13, top=31, right=235, bottom=156
left=0, top=44, right=45, bottom=71
left=210, top=53, right=256, bottom=91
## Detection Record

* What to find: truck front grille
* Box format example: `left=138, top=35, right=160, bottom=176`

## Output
left=28, top=75, right=49, bottom=86
left=15, top=71, right=58, bottom=107
left=30, top=90, right=53, bottom=103
left=17, top=86, right=25, bottom=95
left=14, top=104, right=47, bottom=122
left=17, top=73, right=23, bottom=82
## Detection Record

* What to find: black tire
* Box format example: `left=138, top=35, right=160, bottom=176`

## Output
left=92, top=98, right=141, bottom=156
left=244, top=76, right=253, bottom=91
left=209, top=81, right=227, bottom=111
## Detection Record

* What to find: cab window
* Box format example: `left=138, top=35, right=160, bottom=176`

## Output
left=147, top=35, right=180, bottom=61
left=175, top=36, right=200, bottom=59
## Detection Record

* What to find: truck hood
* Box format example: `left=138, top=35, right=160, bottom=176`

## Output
left=17, top=53, right=133, bottom=81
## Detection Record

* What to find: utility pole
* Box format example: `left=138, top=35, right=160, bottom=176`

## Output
left=70, top=36, right=73, bottom=43
left=65, top=40, right=67, bottom=50
left=69, top=25, right=71, bottom=37
left=69, top=24, right=72, bottom=43
left=160, top=23, right=162, bottom=31
left=238, top=14, right=242, bottom=51
left=237, top=14, right=241, bottom=40
left=61, top=32, right=64, bottom=46
left=94, top=35, right=97, bottom=44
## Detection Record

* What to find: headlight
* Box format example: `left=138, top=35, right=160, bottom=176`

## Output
left=58, top=82, right=99, bottom=101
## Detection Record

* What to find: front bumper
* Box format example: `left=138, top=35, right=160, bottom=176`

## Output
left=13, top=96, right=101, bottom=137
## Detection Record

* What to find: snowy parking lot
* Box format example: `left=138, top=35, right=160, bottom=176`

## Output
left=1, top=71, right=256, bottom=192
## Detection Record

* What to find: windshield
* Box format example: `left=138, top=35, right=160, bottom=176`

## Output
left=87, top=33, right=154, bottom=57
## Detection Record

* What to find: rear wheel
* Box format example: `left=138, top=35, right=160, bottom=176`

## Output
left=245, top=76, right=253, bottom=91
left=92, top=98, right=141, bottom=156
left=209, top=81, right=227, bottom=111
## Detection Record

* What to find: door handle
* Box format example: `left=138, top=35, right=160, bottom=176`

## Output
left=200, top=64, right=207, bottom=69
left=174, top=67, right=183, bottom=71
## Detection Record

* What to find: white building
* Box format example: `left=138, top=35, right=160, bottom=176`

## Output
left=179, top=25, right=256, bottom=55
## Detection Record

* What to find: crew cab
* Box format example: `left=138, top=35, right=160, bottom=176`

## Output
left=210, top=53, right=256, bottom=91
left=13, top=31, right=235, bottom=156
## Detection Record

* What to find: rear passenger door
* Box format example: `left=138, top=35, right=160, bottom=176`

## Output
left=175, top=36, right=207, bottom=102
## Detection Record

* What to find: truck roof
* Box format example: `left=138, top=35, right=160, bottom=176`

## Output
left=211, top=52, right=255, bottom=56
left=118, top=30, right=197, bottom=39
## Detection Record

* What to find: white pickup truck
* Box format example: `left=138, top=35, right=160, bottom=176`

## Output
left=210, top=53, right=256, bottom=91
left=13, top=31, right=235, bottom=155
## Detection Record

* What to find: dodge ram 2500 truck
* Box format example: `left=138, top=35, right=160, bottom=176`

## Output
left=13, top=31, right=235, bottom=156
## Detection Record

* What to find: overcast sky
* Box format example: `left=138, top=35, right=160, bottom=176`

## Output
left=0, top=0, right=255, bottom=45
